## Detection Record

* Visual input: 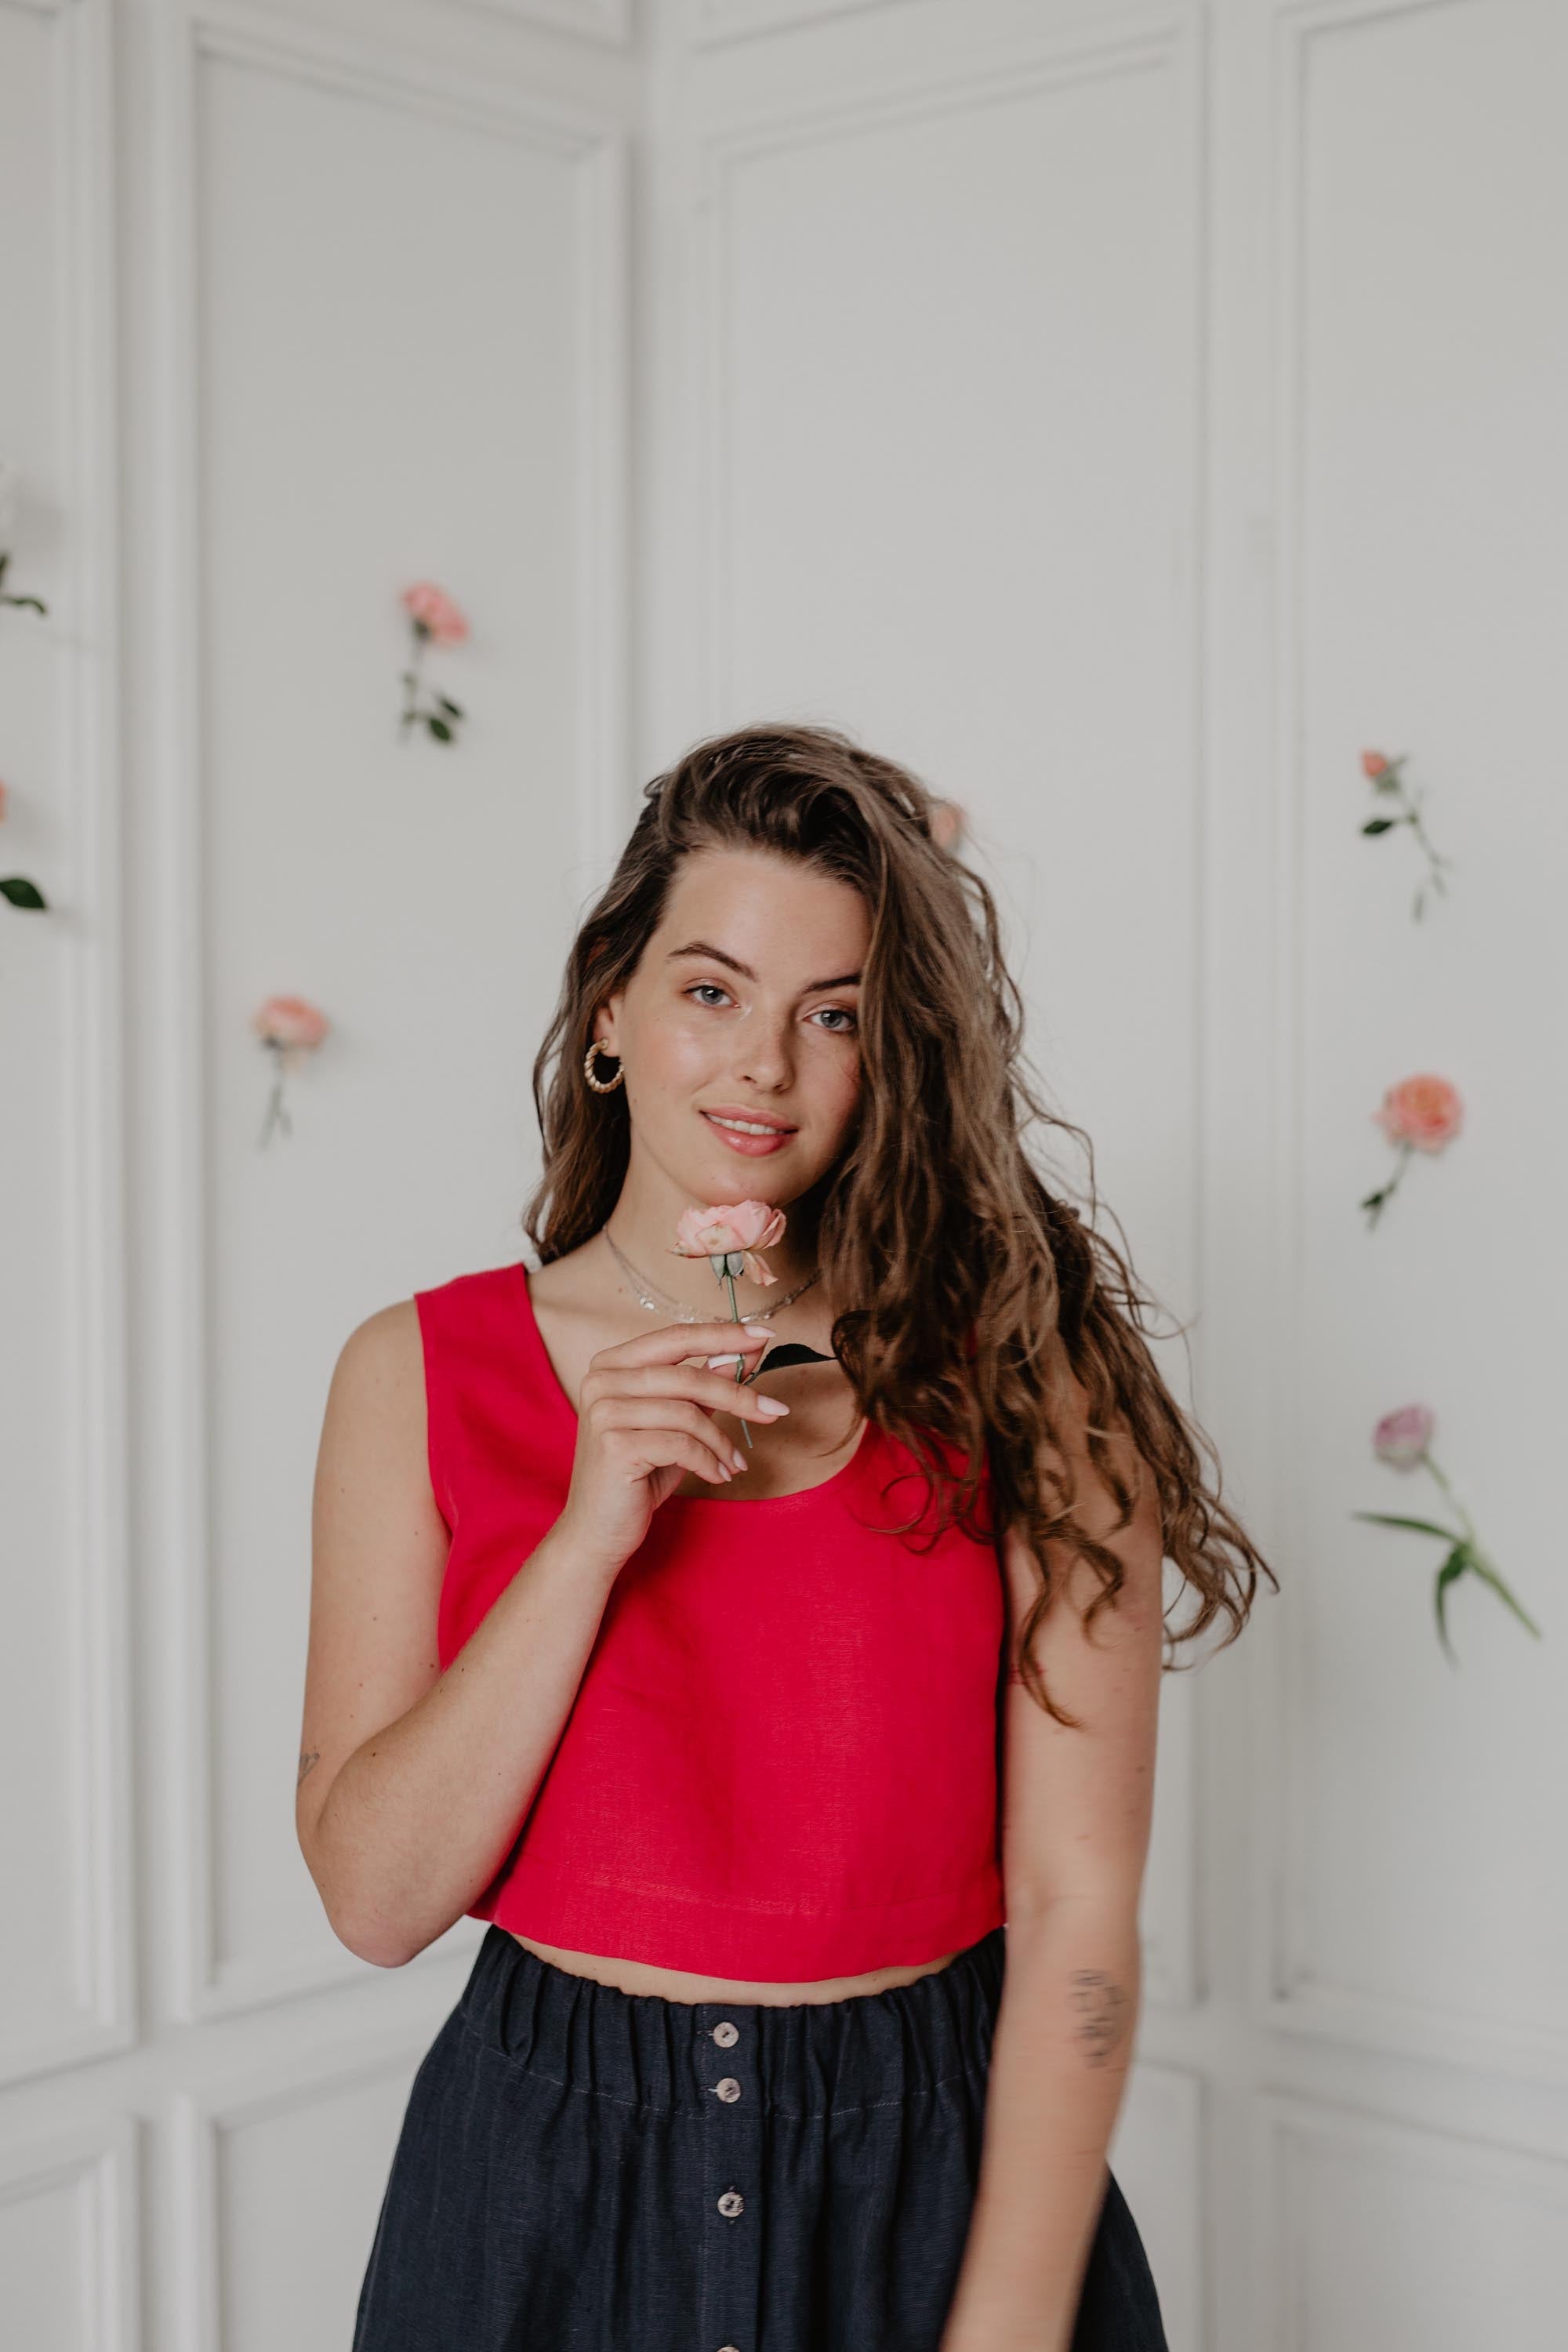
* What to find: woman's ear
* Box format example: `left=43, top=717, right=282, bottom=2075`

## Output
left=590, top=986, right=623, bottom=1055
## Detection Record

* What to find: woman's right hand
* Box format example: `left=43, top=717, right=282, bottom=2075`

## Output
left=554, top=1318, right=786, bottom=1571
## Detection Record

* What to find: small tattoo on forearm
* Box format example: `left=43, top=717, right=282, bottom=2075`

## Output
left=297, top=1749, right=320, bottom=1787
left=1069, top=1969, right=1127, bottom=2065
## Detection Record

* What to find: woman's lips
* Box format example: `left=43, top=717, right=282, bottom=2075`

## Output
left=699, top=1110, right=796, bottom=1156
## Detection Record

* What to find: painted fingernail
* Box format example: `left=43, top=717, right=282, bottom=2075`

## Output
left=731, top=1451, right=746, bottom=1473
left=757, top=1397, right=789, bottom=1416
left=706, top=1352, right=743, bottom=1368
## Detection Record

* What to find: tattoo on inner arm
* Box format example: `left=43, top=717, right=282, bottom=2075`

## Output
left=1069, top=1969, right=1127, bottom=2066
left=297, top=1749, right=320, bottom=1788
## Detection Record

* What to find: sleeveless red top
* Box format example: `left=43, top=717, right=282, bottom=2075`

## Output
left=416, top=1261, right=1009, bottom=1978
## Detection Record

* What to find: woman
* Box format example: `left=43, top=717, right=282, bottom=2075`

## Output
left=299, top=722, right=1272, bottom=2350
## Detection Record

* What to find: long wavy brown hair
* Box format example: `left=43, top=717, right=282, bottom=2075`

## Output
left=522, top=720, right=1276, bottom=1724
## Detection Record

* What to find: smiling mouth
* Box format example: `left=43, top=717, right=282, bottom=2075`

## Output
left=702, top=1111, right=796, bottom=1137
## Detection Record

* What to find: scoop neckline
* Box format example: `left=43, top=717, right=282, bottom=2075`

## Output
left=513, top=1260, right=873, bottom=1510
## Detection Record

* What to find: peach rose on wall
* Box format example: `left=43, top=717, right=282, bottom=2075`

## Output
left=252, top=993, right=329, bottom=1148
left=398, top=581, right=468, bottom=744
left=1361, top=1072, right=1462, bottom=1228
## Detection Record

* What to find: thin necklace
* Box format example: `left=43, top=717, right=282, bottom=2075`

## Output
left=600, top=1223, right=822, bottom=1323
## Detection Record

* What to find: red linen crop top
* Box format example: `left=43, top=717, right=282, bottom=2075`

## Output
left=416, top=1260, right=1010, bottom=1978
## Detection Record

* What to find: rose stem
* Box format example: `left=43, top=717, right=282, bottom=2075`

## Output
left=722, top=1262, right=753, bottom=1450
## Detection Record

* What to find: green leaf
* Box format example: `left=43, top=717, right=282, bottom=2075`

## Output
left=1351, top=1510, right=1461, bottom=1542
left=1434, top=1546, right=1470, bottom=1661
left=739, top=1341, right=835, bottom=1381
left=426, top=716, right=453, bottom=743
left=435, top=695, right=464, bottom=717
left=1361, top=818, right=1396, bottom=835
left=1, top=875, right=48, bottom=909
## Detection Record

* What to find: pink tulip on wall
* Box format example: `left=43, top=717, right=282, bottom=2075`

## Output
left=1352, top=1404, right=1541, bottom=1663
left=252, top=993, right=329, bottom=1148
left=398, top=582, right=469, bottom=745
left=1361, top=1072, right=1463, bottom=1227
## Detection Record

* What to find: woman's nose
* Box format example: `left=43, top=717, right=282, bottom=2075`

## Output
left=732, top=1022, right=793, bottom=1088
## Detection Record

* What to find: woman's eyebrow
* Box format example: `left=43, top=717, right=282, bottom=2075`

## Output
left=665, top=940, right=862, bottom=990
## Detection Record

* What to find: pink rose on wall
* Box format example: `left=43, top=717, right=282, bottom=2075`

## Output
left=1361, top=1072, right=1463, bottom=1227
left=252, top=993, right=330, bottom=1148
left=398, top=581, right=469, bottom=745
left=1359, top=746, right=1452, bottom=920
left=1353, top=1403, right=1541, bottom=1663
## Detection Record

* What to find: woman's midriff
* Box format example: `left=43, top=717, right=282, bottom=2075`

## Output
left=504, top=1929, right=960, bottom=2005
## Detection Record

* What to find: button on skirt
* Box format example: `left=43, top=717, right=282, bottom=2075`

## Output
left=352, top=1921, right=1168, bottom=2351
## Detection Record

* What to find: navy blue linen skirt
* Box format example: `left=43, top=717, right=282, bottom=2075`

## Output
left=352, top=1920, right=1167, bottom=2351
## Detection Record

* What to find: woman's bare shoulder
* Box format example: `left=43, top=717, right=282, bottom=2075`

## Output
left=318, top=1298, right=429, bottom=1468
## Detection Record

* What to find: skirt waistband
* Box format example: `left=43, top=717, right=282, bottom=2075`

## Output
left=455, top=1923, right=1007, bottom=2120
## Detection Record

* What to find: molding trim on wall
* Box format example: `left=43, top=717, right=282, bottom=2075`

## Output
left=169, top=2032, right=437, bottom=2352
left=435, top=0, right=633, bottom=46
left=686, top=8, right=1208, bottom=2015
left=0, top=2118, right=140, bottom=2349
left=1255, top=2087, right=1568, bottom=2344
left=1256, top=0, right=1568, bottom=2089
left=689, top=0, right=911, bottom=52
left=148, top=0, right=629, bottom=2026
left=0, top=0, right=137, bottom=2097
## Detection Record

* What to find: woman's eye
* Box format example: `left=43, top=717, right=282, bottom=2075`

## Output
left=687, top=982, right=730, bottom=1007
left=813, top=1006, right=858, bottom=1033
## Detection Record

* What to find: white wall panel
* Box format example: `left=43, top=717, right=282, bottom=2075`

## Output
left=0, top=0, right=132, bottom=2087
left=693, top=26, right=1203, bottom=1323
left=173, top=2049, right=420, bottom=2352
left=1266, top=0, right=1568, bottom=2084
left=150, top=13, right=628, bottom=2016
left=1259, top=2093, right=1568, bottom=2350
left=0, top=2123, right=138, bottom=2351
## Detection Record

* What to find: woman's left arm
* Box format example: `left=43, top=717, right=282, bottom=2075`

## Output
left=940, top=1356, right=1166, bottom=2352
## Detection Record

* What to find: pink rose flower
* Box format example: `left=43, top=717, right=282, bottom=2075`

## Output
left=401, top=582, right=469, bottom=647
left=1361, top=750, right=1390, bottom=779
left=672, top=1198, right=786, bottom=1285
left=1374, top=1073, right=1462, bottom=1153
left=930, top=799, right=966, bottom=851
left=1372, top=1403, right=1435, bottom=1468
left=252, top=993, right=330, bottom=1051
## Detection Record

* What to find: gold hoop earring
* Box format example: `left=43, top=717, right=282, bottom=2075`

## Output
left=583, top=1040, right=624, bottom=1094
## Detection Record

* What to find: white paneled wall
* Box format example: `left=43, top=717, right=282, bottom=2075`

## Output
left=2, top=0, right=1564, bottom=2345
